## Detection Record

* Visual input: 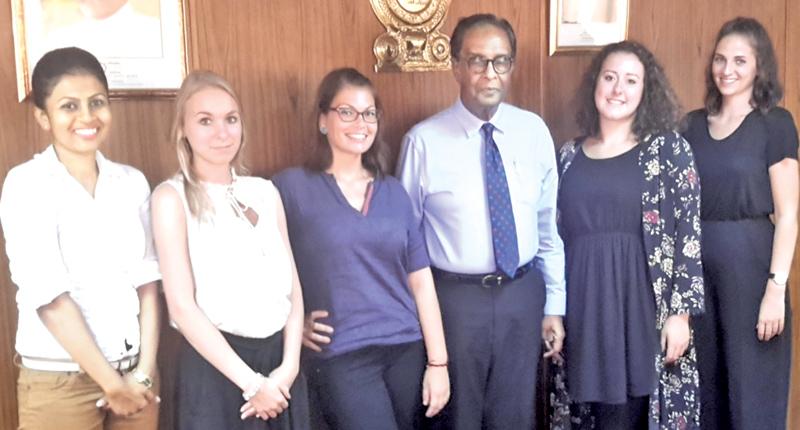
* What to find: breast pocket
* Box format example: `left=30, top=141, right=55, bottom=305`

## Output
left=425, top=170, right=484, bottom=215
left=508, top=157, right=544, bottom=206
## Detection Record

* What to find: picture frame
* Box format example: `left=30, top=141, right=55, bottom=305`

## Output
left=549, top=0, right=630, bottom=55
left=11, top=0, right=189, bottom=101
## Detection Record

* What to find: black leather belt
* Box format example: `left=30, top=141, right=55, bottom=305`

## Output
left=431, top=260, right=535, bottom=288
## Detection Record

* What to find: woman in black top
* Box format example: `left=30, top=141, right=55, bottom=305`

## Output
left=682, top=17, right=798, bottom=430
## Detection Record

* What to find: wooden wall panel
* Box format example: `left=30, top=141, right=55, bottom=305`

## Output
left=0, top=0, right=796, bottom=428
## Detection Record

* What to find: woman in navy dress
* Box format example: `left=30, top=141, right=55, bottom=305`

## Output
left=683, top=17, right=797, bottom=430
left=552, top=41, right=704, bottom=429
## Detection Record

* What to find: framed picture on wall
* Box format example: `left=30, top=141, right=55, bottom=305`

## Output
left=11, top=0, right=189, bottom=101
left=549, top=0, right=629, bottom=55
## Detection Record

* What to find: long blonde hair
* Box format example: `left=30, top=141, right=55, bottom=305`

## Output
left=171, top=70, right=248, bottom=219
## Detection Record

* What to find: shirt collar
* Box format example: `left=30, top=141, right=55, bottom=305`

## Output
left=38, top=144, right=121, bottom=180
left=452, top=98, right=509, bottom=139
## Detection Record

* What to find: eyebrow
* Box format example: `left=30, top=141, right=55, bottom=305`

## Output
left=56, top=92, right=106, bottom=103
left=602, top=70, right=641, bottom=78
left=194, top=110, right=239, bottom=116
left=714, top=52, right=749, bottom=59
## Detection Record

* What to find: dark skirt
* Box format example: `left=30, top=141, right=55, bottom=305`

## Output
left=177, top=330, right=310, bottom=430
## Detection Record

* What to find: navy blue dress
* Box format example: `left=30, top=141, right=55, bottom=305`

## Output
left=683, top=108, right=797, bottom=430
left=558, top=144, right=658, bottom=405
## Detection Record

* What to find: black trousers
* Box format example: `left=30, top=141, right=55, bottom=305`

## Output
left=429, top=268, right=546, bottom=430
left=306, top=340, right=426, bottom=430
left=695, top=219, right=792, bottom=430
left=176, top=331, right=311, bottom=430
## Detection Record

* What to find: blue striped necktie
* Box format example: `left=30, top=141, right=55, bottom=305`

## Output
left=481, top=122, right=519, bottom=278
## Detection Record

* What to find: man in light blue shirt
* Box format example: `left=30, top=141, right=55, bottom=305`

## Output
left=397, top=13, right=566, bottom=429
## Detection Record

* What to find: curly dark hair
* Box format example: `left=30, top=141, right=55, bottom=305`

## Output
left=305, top=68, right=388, bottom=176
left=704, top=17, right=782, bottom=114
left=575, top=40, right=680, bottom=141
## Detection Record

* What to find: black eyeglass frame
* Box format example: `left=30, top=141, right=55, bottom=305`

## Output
left=327, top=105, right=381, bottom=123
left=458, top=55, right=515, bottom=75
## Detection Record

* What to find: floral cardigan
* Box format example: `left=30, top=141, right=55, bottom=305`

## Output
left=550, top=131, right=705, bottom=429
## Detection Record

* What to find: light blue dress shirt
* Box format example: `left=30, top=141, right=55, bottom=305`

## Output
left=397, top=99, right=566, bottom=315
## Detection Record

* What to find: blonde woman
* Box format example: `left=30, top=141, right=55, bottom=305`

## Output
left=151, top=71, right=309, bottom=430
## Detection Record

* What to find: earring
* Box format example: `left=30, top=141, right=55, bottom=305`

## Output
left=320, top=127, right=328, bottom=135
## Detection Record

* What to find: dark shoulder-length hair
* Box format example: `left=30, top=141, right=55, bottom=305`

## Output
left=305, top=68, right=389, bottom=176
left=704, top=17, right=782, bottom=114
left=575, top=40, right=681, bottom=141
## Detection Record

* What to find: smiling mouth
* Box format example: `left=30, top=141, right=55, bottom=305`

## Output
left=346, top=133, right=369, bottom=140
left=74, top=128, right=98, bottom=137
left=606, top=98, right=626, bottom=105
left=211, top=144, right=235, bottom=150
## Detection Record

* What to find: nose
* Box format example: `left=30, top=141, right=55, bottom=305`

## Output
left=483, top=61, right=499, bottom=79
left=612, top=80, right=622, bottom=94
left=79, top=103, right=93, bottom=121
left=722, top=61, right=733, bottom=75
left=216, top=122, right=230, bottom=139
left=353, top=113, right=371, bottom=127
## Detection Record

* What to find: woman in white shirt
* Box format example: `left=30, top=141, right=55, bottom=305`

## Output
left=0, top=47, right=161, bottom=429
left=150, top=70, right=309, bottom=429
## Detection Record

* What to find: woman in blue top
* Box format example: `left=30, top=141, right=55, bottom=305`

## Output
left=273, top=68, right=449, bottom=429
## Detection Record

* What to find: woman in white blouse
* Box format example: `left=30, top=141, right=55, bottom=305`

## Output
left=150, top=71, right=309, bottom=429
left=0, top=47, right=160, bottom=429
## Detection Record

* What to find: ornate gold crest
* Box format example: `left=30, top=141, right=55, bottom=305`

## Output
left=369, top=0, right=452, bottom=72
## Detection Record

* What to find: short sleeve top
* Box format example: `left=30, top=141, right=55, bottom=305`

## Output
left=162, top=174, right=292, bottom=339
left=683, top=107, right=799, bottom=221
left=273, top=168, right=428, bottom=359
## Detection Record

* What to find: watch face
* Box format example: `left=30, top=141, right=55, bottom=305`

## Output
left=770, top=272, right=788, bottom=284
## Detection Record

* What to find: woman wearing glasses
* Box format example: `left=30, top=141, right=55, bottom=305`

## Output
left=273, top=68, right=450, bottom=429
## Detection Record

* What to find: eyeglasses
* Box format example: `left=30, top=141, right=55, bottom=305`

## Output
left=328, top=105, right=380, bottom=123
left=461, top=55, right=514, bottom=75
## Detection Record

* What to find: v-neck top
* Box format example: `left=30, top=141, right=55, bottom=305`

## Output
left=273, top=167, right=429, bottom=359
left=683, top=107, right=798, bottom=221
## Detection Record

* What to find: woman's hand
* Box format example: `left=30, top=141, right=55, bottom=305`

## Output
left=239, top=375, right=290, bottom=421
left=302, top=310, right=334, bottom=352
left=661, top=314, right=690, bottom=365
left=268, top=363, right=297, bottom=398
left=422, top=365, right=450, bottom=418
left=757, top=281, right=786, bottom=341
left=101, top=377, right=153, bottom=416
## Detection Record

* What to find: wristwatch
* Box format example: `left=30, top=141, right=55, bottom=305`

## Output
left=768, top=271, right=788, bottom=286
left=132, top=370, right=153, bottom=389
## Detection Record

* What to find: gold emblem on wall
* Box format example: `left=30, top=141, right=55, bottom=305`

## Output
left=369, top=0, right=452, bottom=72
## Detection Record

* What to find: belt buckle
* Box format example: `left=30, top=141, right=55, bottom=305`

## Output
left=481, top=274, right=504, bottom=288
left=114, top=356, right=139, bottom=372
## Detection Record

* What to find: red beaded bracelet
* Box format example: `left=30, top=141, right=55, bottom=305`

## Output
left=426, top=362, right=448, bottom=367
